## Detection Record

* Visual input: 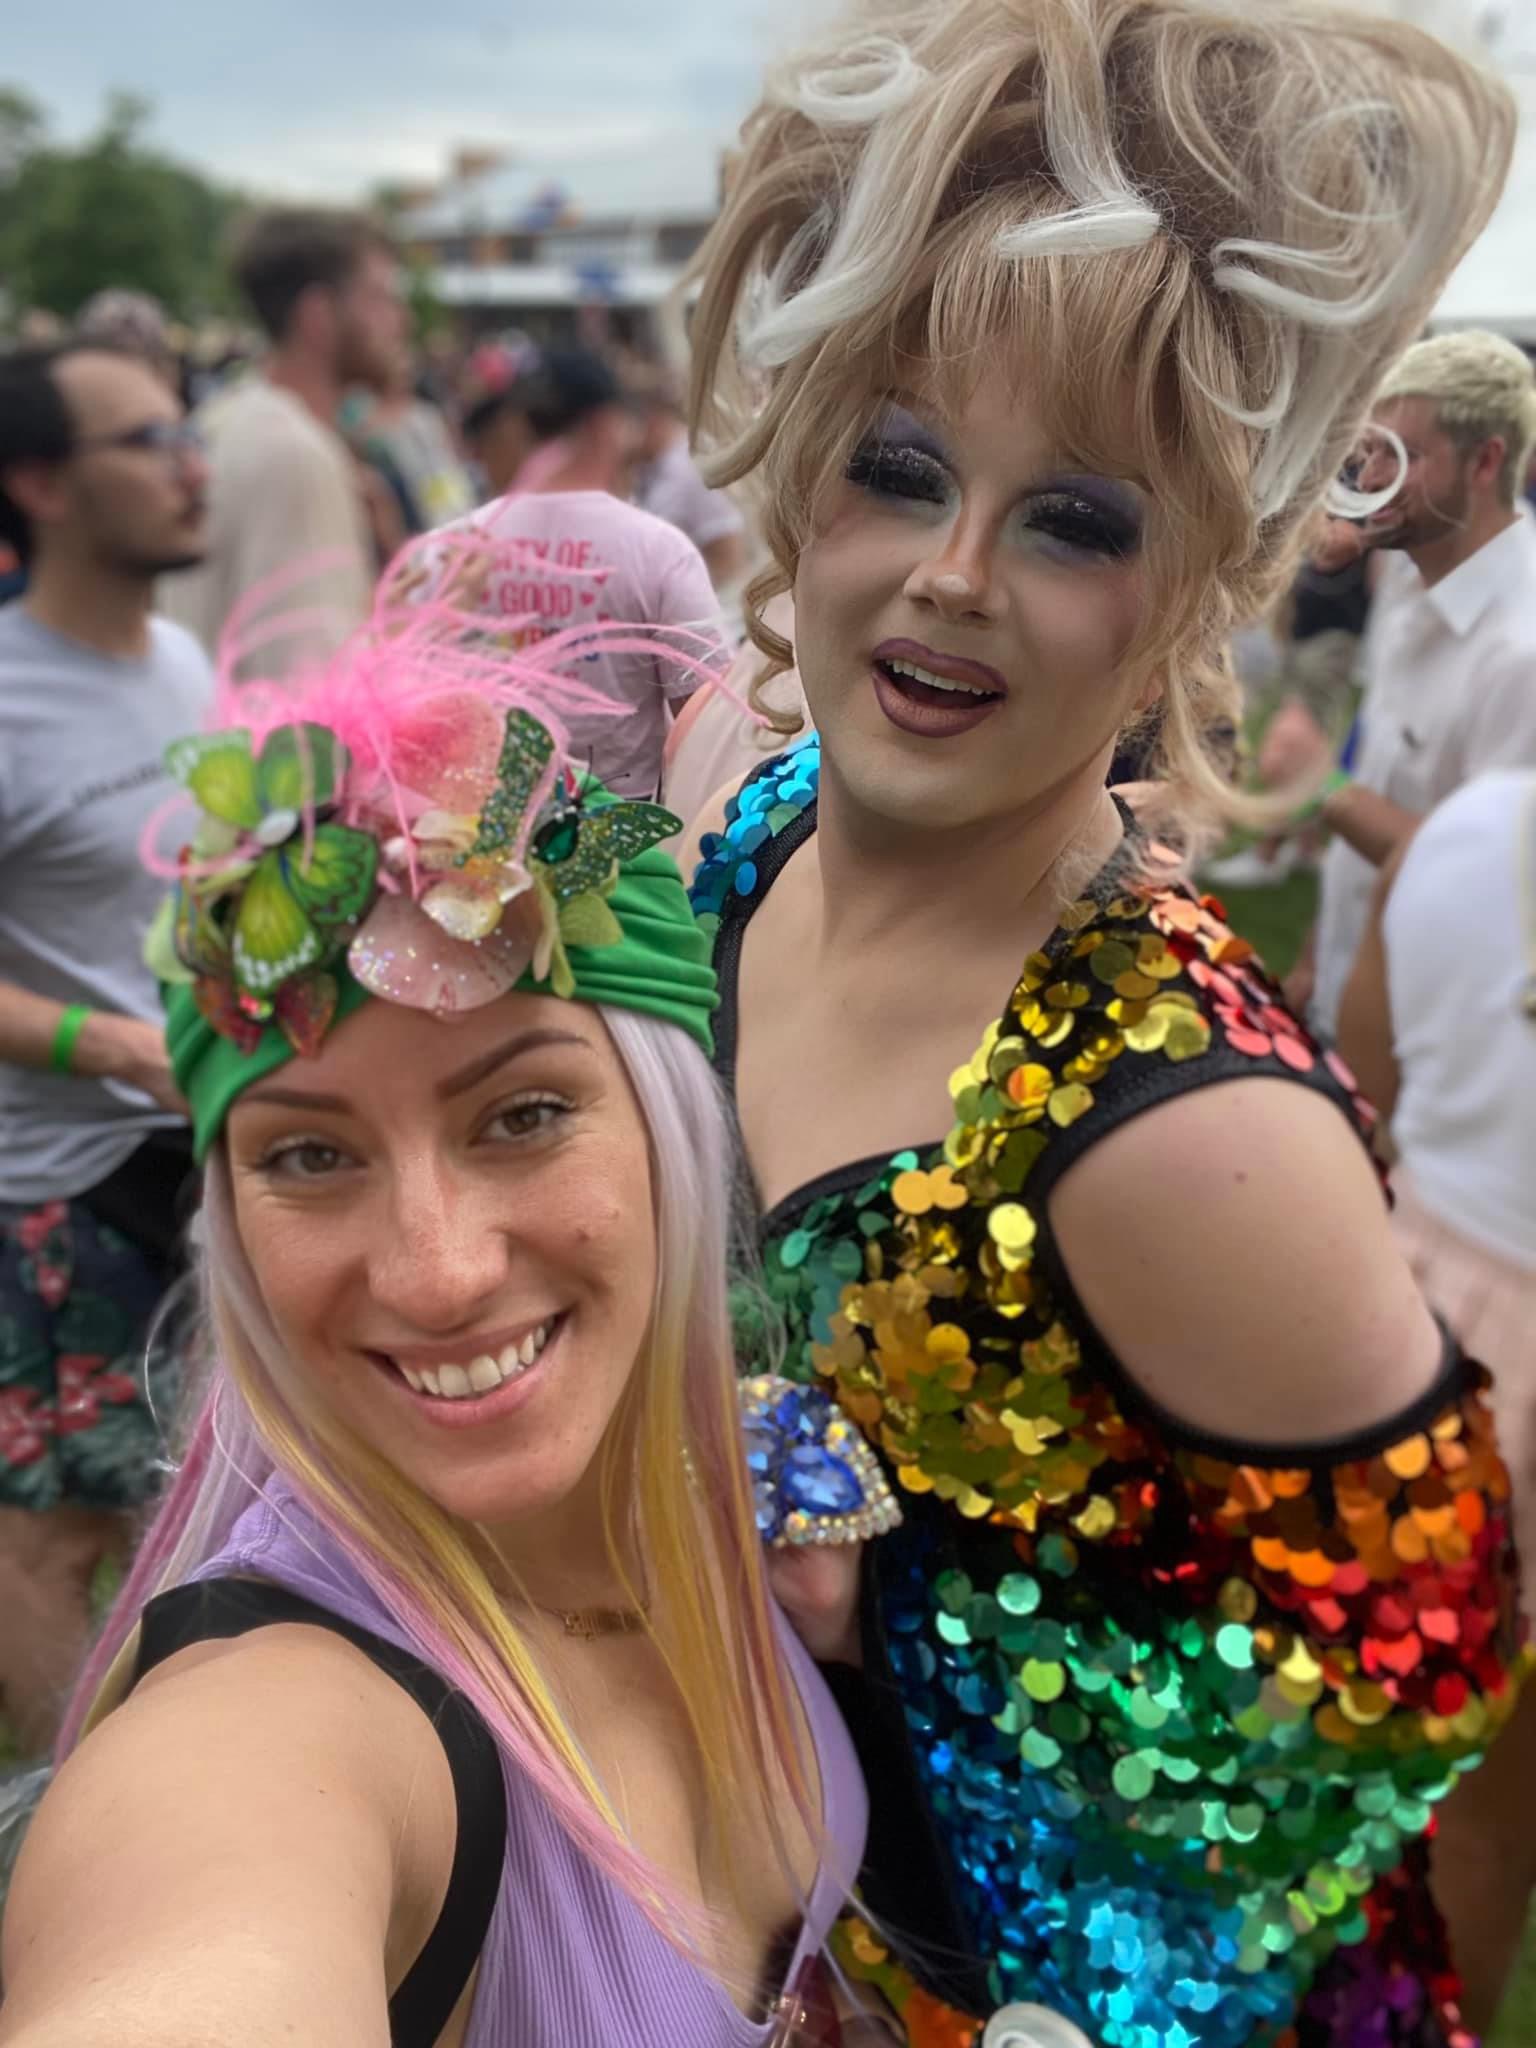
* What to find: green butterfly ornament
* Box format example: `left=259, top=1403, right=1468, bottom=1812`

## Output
left=160, top=723, right=379, bottom=1052
left=430, top=708, right=680, bottom=999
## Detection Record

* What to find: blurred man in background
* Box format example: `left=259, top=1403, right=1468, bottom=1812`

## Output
left=0, top=341, right=212, bottom=1754
left=342, top=335, right=475, bottom=538
left=1293, top=330, right=1536, bottom=1036
left=462, top=345, right=632, bottom=500
left=161, top=208, right=406, bottom=676
left=630, top=363, right=746, bottom=591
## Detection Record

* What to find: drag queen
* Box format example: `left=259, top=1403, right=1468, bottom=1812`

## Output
left=684, top=2, right=1525, bottom=2042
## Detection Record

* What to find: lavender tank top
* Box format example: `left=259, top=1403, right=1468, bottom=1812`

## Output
left=189, top=1480, right=868, bottom=2046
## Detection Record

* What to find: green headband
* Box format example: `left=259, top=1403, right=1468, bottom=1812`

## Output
left=167, top=839, right=717, bottom=1162
left=151, top=711, right=718, bottom=1162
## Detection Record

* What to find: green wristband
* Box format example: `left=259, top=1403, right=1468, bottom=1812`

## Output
left=1293, top=767, right=1352, bottom=827
left=50, top=1003, right=92, bottom=1074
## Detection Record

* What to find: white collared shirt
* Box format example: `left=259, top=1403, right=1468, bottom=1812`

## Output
left=1312, top=514, right=1536, bottom=1038
left=1385, top=769, right=1536, bottom=1271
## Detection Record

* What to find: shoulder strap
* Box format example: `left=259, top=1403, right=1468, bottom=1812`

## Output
left=1012, top=878, right=1373, bottom=1216
left=689, top=738, right=821, bottom=1088
left=136, top=1578, right=505, bottom=2048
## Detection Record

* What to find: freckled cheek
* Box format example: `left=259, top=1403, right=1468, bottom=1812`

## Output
left=527, top=1146, right=657, bottom=1302
left=242, top=1213, right=367, bottom=1361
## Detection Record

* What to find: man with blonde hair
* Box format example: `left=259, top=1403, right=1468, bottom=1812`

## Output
left=1302, top=329, right=1536, bottom=1038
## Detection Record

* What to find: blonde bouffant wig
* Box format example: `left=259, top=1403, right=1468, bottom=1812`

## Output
left=687, top=0, right=1514, bottom=828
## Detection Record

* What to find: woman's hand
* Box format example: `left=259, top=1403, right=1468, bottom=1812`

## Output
left=767, top=1542, right=864, bottom=1667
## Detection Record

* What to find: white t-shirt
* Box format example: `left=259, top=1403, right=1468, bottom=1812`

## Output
left=1312, top=515, right=1536, bottom=1038
left=444, top=493, right=726, bottom=799
left=1385, top=770, right=1536, bottom=1271
left=0, top=607, right=213, bottom=1202
left=634, top=433, right=745, bottom=554
left=159, top=375, right=373, bottom=679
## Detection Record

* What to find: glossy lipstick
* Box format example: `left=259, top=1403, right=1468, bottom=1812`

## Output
left=870, top=638, right=1008, bottom=739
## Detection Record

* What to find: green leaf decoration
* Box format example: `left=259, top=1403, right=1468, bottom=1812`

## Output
left=548, top=937, right=577, bottom=1000
left=172, top=880, right=230, bottom=977
left=258, top=724, right=347, bottom=814
left=540, top=800, right=680, bottom=905
left=190, top=814, right=244, bottom=863
left=466, top=709, right=556, bottom=864
left=558, top=891, right=623, bottom=950
left=231, top=852, right=322, bottom=998
left=144, top=895, right=194, bottom=986
left=166, top=730, right=263, bottom=831
left=281, top=824, right=378, bottom=931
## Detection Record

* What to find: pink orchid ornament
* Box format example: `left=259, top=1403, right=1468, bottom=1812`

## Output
left=348, top=888, right=545, bottom=1016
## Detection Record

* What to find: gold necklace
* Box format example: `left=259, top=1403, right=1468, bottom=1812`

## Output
left=533, top=1596, right=650, bottom=1642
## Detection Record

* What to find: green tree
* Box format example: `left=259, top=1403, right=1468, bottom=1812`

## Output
left=0, top=84, right=45, bottom=180
left=0, top=89, right=246, bottom=323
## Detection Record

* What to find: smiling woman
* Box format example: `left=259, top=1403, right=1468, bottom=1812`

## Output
left=0, top=537, right=871, bottom=2048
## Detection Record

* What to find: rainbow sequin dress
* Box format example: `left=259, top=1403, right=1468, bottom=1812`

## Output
left=691, top=738, right=1525, bottom=2048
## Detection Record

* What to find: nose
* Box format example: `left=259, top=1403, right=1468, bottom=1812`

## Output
left=902, top=510, right=1002, bottom=625
left=178, top=444, right=210, bottom=496
left=366, top=1152, right=510, bottom=1336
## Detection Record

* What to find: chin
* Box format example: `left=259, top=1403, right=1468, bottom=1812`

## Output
left=147, top=548, right=210, bottom=577
left=828, top=714, right=1027, bottom=832
left=413, top=1446, right=602, bottom=1537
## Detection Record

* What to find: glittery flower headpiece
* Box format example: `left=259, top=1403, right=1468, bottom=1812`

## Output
left=143, top=531, right=721, bottom=1156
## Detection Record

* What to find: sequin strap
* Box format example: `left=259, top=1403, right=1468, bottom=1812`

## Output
left=686, top=735, right=821, bottom=939
left=945, top=879, right=1377, bottom=1226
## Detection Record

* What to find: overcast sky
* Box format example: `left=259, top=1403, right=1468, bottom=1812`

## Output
left=6, top=1, right=825, bottom=203
left=7, top=1, right=1532, bottom=214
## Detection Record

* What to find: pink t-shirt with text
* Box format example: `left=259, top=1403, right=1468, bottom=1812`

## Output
left=451, top=492, right=726, bottom=799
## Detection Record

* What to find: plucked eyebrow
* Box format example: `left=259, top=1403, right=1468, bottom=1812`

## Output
left=238, top=1028, right=595, bottom=1116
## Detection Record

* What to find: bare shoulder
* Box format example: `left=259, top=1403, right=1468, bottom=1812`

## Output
left=1047, top=1076, right=1443, bottom=1446
left=0, top=1624, right=455, bottom=2048
left=675, top=772, right=748, bottom=884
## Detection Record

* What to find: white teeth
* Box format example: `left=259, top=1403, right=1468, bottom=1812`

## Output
left=396, top=1320, right=555, bottom=1401
left=886, top=657, right=995, bottom=699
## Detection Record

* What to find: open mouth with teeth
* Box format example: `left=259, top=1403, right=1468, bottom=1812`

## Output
left=380, top=1314, right=562, bottom=1403
left=874, top=655, right=1005, bottom=708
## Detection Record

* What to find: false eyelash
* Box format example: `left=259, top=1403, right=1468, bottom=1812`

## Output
left=1027, top=492, right=1143, bottom=559
left=844, top=439, right=950, bottom=503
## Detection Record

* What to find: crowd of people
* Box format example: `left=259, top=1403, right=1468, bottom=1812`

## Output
left=1, top=1, right=1536, bottom=2045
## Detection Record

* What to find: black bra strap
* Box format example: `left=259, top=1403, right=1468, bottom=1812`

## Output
left=136, top=1578, right=505, bottom=2048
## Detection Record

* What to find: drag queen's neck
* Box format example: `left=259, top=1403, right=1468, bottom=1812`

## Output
left=811, top=750, right=1126, bottom=954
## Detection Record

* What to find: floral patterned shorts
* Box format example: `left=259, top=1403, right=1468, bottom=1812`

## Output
left=0, top=1197, right=181, bottom=1513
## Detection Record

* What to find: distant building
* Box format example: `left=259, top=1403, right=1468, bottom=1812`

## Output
left=398, top=139, right=724, bottom=346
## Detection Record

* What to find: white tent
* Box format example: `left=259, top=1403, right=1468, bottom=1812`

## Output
left=1431, top=118, right=1536, bottom=340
